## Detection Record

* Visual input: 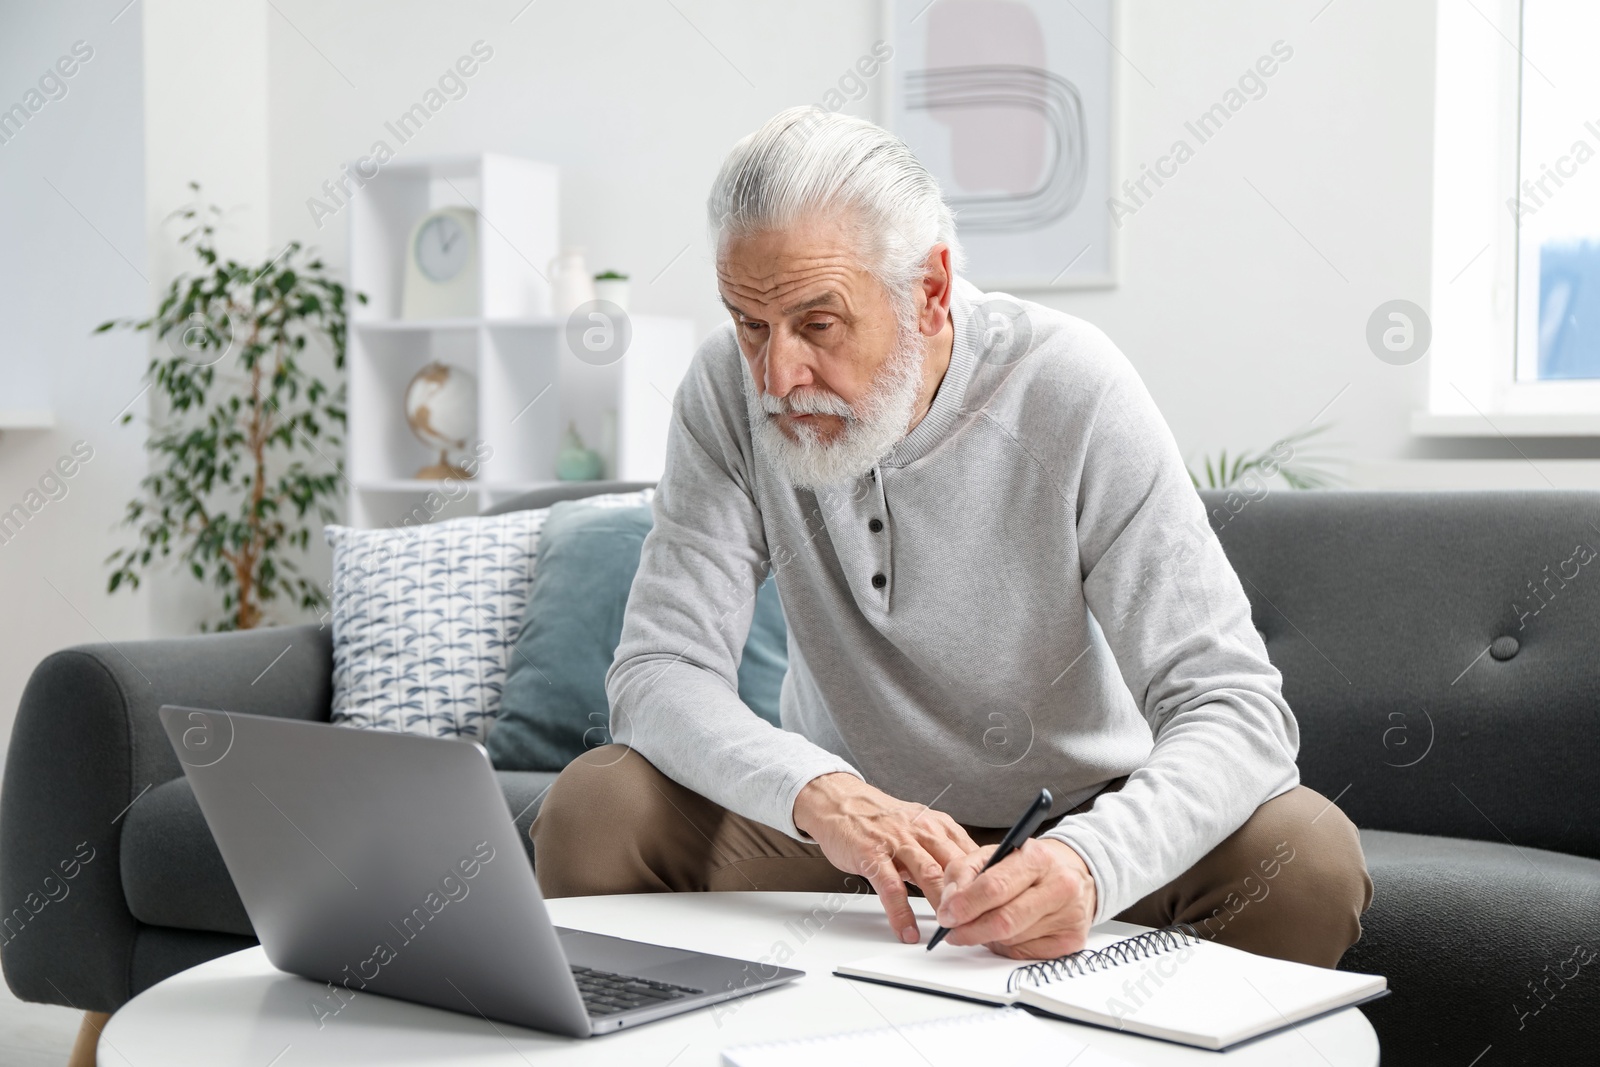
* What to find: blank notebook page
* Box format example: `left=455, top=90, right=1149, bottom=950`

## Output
left=1017, top=937, right=1386, bottom=1050
left=720, top=1008, right=1135, bottom=1067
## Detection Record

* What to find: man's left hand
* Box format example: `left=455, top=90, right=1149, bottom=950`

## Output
left=935, top=838, right=1097, bottom=959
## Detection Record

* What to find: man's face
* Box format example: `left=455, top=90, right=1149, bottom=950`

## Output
left=717, top=214, right=927, bottom=489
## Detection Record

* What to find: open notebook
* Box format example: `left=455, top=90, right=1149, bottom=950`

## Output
left=835, top=921, right=1387, bottom=1051
left=721, top=1008, right=1135, bottom=1067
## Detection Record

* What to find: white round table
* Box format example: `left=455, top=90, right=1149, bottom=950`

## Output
left=101, top=892, right=1380, bottom=1065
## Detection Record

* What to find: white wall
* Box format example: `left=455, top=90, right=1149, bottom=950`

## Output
left=1065, top=0, right=1439, bottom=471
left=141, top=0, right=272, bottom=636
left=0, top=1, right=148, bottom=761
left=265, top=0, right=887, bottom=371
left=258, top=0, right=1586, bottom=488
left=0, top=0, right=1586, bottom=753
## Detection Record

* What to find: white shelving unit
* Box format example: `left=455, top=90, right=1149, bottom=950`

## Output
left=346, top=153, right=694, bottom=528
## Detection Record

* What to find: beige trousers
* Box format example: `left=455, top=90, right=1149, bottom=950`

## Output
left=531, top=745, right=1374, bottom=968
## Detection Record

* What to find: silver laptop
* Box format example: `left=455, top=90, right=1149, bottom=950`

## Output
left=158, top=705, right=801, bottom=1036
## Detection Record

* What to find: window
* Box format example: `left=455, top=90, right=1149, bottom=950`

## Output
left=1514, top=0, right=1600, bottom=382
left=1421, top=0, right=1600, bottom=433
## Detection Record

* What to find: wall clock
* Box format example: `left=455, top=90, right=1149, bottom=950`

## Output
left=401, top=207, right=480, bottom=319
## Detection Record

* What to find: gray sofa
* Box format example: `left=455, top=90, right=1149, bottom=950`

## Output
left=4, top=485, right=1597, bottom=1064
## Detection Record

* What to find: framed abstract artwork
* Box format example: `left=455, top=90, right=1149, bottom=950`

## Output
left=885, top=0, right=1118, bottom=290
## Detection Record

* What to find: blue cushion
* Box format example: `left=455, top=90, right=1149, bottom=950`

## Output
left=486, top=501, right=787, bottom=771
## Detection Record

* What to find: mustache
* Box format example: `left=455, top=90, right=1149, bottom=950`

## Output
left=759, top=388, right=854, bottom=419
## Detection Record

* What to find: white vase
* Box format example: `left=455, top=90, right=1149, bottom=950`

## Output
left=548, top=247, right=595, bottom=317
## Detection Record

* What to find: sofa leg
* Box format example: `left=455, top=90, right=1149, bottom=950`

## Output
left=66, top=1011, right=109, bottom=1067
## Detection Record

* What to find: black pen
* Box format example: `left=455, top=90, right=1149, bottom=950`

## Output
left=926, top=788, right=1054, bottom=952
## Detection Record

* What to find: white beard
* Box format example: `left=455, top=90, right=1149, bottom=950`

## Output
left=741, top=319, right=928, bottom=491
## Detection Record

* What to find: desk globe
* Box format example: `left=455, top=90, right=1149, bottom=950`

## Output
left=404, top=360, right=478, bottom=479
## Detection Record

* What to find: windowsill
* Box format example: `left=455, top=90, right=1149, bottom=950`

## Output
left=1411, top=411, right=1600, bottom=437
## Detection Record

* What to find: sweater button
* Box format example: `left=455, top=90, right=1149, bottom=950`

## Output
left=868, top=518, right=883, bottom=532
left=871, top=573, right=887, bottom=588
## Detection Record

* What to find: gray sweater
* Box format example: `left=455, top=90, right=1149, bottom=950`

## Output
left=605, top=277, right=1300, bottom=923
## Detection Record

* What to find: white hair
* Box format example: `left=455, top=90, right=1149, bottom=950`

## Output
left=707, top=106, right=964, bottom=321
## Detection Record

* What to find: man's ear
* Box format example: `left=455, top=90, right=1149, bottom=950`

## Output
left=918, top=243, right=955, bottom=338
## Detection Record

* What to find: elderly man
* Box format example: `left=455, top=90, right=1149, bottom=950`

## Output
left=532, top=106, right=1372, bottom=966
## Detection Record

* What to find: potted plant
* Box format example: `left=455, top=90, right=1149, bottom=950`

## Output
left=96, top=184, right=365, bottom=630
left=593, top=269, right=630, bottom=311
left=1187, top=425, right=1341, bottom=490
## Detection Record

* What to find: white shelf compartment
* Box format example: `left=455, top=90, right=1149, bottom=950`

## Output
left=345, top=152, right=695, bottom=528
left=346, top=314, right=693, bottom=526
left=349, top=153, right=557, bottom=323
left=349, top=326, right=485, bottom=486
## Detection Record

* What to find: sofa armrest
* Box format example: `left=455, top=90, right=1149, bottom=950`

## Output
left=0, top=623, right=332, bottom=1011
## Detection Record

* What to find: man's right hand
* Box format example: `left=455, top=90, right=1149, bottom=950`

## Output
left=792, top=772, right=980, bottom=944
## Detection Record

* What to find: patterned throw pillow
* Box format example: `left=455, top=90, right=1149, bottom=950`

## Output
left=324, top=490, right=653, bottom=740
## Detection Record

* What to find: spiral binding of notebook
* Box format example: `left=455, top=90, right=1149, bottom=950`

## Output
left=1005, top=922, right=1200, bottom=993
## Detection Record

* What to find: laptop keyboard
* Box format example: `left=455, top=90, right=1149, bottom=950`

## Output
left=570, top=964, right=704, bottom=1016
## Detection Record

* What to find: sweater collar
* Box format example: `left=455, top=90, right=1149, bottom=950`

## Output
left=881, top=276, right=981, bottom=468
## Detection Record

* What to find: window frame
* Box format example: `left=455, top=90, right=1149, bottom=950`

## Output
left=1418, top=0, right=1600, bottom=436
